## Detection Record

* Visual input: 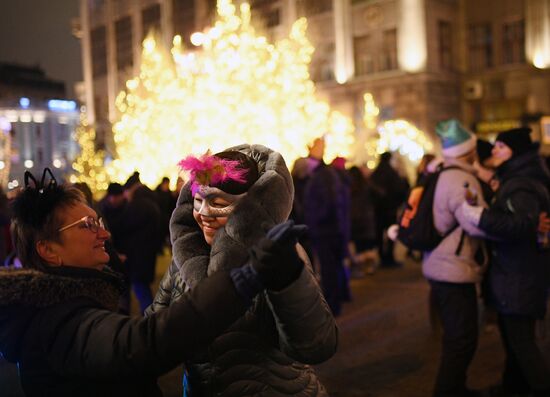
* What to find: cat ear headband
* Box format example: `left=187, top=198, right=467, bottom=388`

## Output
left=12, top=168, right=64, bottom=227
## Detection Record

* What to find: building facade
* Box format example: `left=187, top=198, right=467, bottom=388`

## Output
left=78, top=0, right=550, bottom=156
left=0, top=63, right=80, bottom=190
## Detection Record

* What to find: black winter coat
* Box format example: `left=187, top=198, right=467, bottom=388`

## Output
left=304, top=162, right=351, bottom=244
left=0, top=265, right=250, bottom=396
left=149, top=144, right=337, bottom=397
left=479, top=148, right=550, bottom=318
left=119, top=186, right=162, bottom=283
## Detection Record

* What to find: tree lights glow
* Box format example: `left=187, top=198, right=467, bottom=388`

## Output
left=71, top=113, right=109, bottom=192
left=361, top=92, right=434, bottom=168
left=105, top=0, right=355, bottom=187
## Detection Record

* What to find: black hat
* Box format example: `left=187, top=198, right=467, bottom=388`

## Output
left=476, top=139, right=493, bottom=164
left=107, top=182, right=124, bottom=196
left=496, top=128, right=533, bottom=157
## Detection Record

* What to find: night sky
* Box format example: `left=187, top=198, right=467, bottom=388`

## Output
left=0, top=0, right=82, bottom=98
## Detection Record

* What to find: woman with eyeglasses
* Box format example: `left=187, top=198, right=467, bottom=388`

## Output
left=0, top=169, right=305, bottom=396
left=147, top=144, right=338, bottom=397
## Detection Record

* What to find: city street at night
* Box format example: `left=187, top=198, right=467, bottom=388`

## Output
left=1, top=1, right=550, bottom=396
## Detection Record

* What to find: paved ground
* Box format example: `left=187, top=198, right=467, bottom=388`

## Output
left=2, top=249, right=550, bottom=396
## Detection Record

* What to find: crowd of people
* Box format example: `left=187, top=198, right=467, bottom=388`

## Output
left=0, top=121, right=549, bottom=397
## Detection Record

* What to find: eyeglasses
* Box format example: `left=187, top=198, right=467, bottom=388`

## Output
left=58, top=216, right=105, bottom=233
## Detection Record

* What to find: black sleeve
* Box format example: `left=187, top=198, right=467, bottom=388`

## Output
left=40, top=272, right=248, bottom=378
left=479, top=190, right=540, bottom=241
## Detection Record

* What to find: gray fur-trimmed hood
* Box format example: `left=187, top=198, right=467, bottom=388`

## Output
left=170, top=144, right=294, bottom=289
left=0, top=266, right=122, bottom=310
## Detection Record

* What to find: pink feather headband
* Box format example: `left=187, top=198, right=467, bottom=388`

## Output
left=178, top=153, right=249, bottom=195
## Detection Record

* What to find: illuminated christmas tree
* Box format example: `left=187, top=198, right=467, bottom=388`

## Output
left=71, top=113, right=109, bottom=193
left=107, top=0, right=355, bottom=187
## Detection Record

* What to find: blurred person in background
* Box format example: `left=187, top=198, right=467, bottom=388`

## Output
left=370, top=152, right=409, bottom=267
left=119, top=173, right=163, bottom=313
left=304, top=137, right=352, bottom=316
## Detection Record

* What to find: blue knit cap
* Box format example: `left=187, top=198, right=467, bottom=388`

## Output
left=435, top=119, right=476, bottom=158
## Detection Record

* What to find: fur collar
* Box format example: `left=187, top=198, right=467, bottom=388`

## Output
left=170, top=144, right=294, bottom=289
left=0, top=266, right=123, bottom=311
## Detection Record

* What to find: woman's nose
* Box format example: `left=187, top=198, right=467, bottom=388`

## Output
left=98, top=227, right=111, bottom=240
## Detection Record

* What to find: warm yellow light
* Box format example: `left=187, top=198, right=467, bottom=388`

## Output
left=377, top=119, right=433, bottom=162
left=533, top=51, right=549, bottom=69
left=190, top=32, right=205, bottom=46
left=107, top=0, right=354, bottom=187
left=398, top=0, right=427, bottom=72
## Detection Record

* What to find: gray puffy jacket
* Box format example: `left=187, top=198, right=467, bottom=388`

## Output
left=147, top=144, right=338, bottom=397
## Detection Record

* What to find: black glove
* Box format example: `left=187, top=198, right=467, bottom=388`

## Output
left=249, top=220, right=308, bottom=291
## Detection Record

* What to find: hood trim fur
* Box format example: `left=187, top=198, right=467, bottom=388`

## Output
left=0, top=267, right=122, bottom=311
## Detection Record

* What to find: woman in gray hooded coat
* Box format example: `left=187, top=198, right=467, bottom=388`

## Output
left=147, top=144, right=338, bottom=397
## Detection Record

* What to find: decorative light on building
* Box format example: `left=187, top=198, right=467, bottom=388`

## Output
left=526, top=0, right=550, bottom=69
left=32, top=111, right=46, bottom=123
left=107, top=0, right=355, bottom=188
left=398, top=0, right=427, bottom=72
left=0, top=116, right=11, bottom=132
left=24, top=160, right=34, bottom=169
left=0, top=161, right=4, bottom=170
left=48, top=99, right=77, bottom=112
left=20, top=113, right=32, bottom=123
left=19, top=97, right=30, bottom=109
left=53, top=158, right=62, bottom=168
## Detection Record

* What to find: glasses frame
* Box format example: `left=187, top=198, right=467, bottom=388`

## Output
left=58, top=216, right=105, bottom=233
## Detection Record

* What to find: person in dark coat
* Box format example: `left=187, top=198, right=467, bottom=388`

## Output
left=303, top=138, right=351, bottom=316
left=155, top=176, right=176, bottom=251
left=98, top=182, right=130, bottom=313
left=348, top=166, right=377, bottom=275
left=119, top=177, right=163, bottom=313
left=370, top=152, right=409, bottom=266
left=460, top=128, right=550, bottom=396
left=98, top=182, right=127, bottom=252
left=148, top=145, right=337, bottom=397
left=0, top=168, right=304, bottom=397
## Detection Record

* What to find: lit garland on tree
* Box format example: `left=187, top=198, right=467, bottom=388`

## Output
left=359, top=92, right=434, bottom=170
left=106, top=0, right=355, bottom=187
left=71, top=113, right=109, bottom=192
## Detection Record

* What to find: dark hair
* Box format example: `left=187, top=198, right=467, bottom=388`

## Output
left=11, top=170, right=85, bottom=270
left=212, top=151, right=259, bottom=195
left=107, top=182, right=124, bottom=196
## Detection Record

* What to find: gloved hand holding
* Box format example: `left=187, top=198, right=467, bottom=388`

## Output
left=249, top=220, right=307, bottom=291
left=459, top=200, right=484, bottom=226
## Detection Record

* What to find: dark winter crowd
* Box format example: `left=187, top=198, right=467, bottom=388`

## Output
left=0, top=122, right=549, bottom=397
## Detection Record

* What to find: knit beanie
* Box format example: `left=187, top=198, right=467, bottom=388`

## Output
left=435, top=119, right=477, bottom=158
left=495, top=127, right=533, bottom=157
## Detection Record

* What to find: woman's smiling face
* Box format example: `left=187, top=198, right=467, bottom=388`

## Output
left=49, top=202, right=111, bottom=269
left=192, top=186, right=246, bottom=245
left=193, top=195, right=231, bottom=245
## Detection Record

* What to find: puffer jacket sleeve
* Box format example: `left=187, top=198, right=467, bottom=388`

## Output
left=145, top=259, right=180, bottom=316
left=265, top=245, right=338, bottom=365
left=39, top=272, right=249, bottom=379
left=479, top=188, right=541, bottom=241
